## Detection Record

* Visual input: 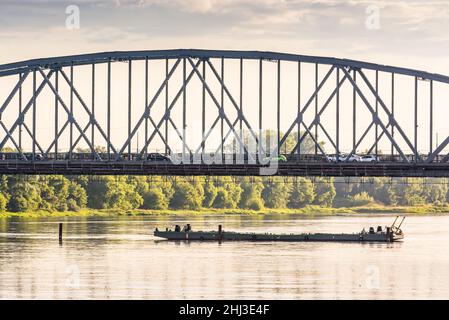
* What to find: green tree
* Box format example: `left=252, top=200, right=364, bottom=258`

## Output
left=422, top=179, right=447, bottom=205
left=0, top=176, right=9, bottom=199
left=129, top=176, right=173, bottom=209
left=213, top=189, right=233, bottom=208
left=261, top=177, right=292, bottom=208
left=46, top=176, right=70, bottom=211
left=203, top=179, right=218, bottom=208
left=86, top=176, right=142, bottom=210
left=67, top=181, right=87, bottom=211
left=239, top=177, right=264, bottom=209
left=246, top=197, right=264, bottom=210
left=288, top=177, right=315, bottom=208
left=346, top=192, right=375, bottom=207
left=7, top=176, right=42, bottom=212
left=212, top=177, right=242, bottom=209
left=389, top=178, right=426, bottom=206
left=39, top=180, right=59, bottom=211
left=0, top=193, right=8, bottom=212
left=313, top=178, right=336, bottom=207
left=170, top=179, right=204, bottom=210
left=86, top=176, right=111, bottom=209
left=142, top=188, right=168, bottom=210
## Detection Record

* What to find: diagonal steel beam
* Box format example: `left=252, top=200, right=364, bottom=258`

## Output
left=147, top=117, right=174, bottom=156
left=45, top=120, right=69, bottom=155
left=168, top=117, right=192, bottom=155
left=206, top=59, right=264, bottom=155
left=274, top=66, right=336, bottom=157
left=344, top=121, right=375, bottom=162
left=194, top=115, right=221, bottom=155
left=188, top=58, right=251, bottom=159
left=300, top=119, right=328, bottom=157
left=0, top=120, right=25, bottom=159
left=118, top=58, right=181, bottom=157
left=213, top=117, right=239, bottom=156
left=69, top=121, right=93, bottom=155
left=0, top=70, right=54, bottom=150
left=341, top=67, right=409, bottom=163
left=59, top=69, right=118, bottom=155
left=427, top=135, right=449, bottom=163
left=0, top=70, right=30, bottom=114
left=38, top=69, right=101, bottom=160
left=318, top=122, right=337, bottom=150
left=290, top=70, right=348, bottom=155
left=357, top=69, right=420, bottom=162
left=367, top=123, right=391, bottom=154
left=138, top=59, right=200, bottom=157
left=22, top=122, right=44, bottom=154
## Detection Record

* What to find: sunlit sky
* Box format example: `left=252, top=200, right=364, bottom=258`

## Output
left=2, top=0, right=449, bottom=72
left=1, top=0, right=449, bottom=154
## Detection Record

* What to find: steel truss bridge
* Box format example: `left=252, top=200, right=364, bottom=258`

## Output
left=1, top=49, right=449, bottom=177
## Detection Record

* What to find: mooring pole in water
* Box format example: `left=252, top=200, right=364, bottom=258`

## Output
left=218, top=224, right=223, bottom=241
left=59, top=223, right=63, bottom=242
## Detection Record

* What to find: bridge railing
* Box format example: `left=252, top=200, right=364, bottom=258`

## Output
left=0, top=151, right=447, bottom=164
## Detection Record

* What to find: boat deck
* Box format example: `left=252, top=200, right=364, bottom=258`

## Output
left=154, top=228, right=404, bottom=243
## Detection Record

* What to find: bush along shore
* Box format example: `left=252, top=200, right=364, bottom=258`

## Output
left=1, top=175, right=449, bottom=218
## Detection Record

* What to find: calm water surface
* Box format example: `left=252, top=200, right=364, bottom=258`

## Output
left=0, top=214, right=448, bottom=299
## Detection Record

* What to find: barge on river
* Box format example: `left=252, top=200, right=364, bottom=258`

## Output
left=154, top=216, right=405, bottom=243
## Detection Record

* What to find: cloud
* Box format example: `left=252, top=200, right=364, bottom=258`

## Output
left=1, top=0, right=449, bottom=72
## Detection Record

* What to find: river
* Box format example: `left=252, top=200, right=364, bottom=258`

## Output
left=0, top=214, right=448, bottom=299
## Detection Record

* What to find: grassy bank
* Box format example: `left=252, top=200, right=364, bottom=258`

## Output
left=1, top=204, right=449, bottom=218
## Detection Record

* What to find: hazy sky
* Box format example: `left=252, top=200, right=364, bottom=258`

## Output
left=1, top=0, right=449, bottom=154
left=1, top=0, right=449, bottom=73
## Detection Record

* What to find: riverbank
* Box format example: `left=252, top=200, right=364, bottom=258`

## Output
left=1, top=204, right=449, bottom=218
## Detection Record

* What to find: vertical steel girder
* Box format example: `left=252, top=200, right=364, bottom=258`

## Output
left=69, top=64, right=73, bottom=160
left=128, top=59, right=132, bottom=159
left=144, top=57, right=149, bottom=158
left=336, top=67, right=340, bottom=157
left=297, top=61, right=301, bottom=159
left=107, top=59, right=111, bottom=159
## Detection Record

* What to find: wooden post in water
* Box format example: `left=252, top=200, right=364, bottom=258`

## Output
left=218, top=224, right=223, bottom=241
left=59, top=223, right=63, bottom=242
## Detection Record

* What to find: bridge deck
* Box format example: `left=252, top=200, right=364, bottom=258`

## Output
left=1, top=161, right=449, bottom=177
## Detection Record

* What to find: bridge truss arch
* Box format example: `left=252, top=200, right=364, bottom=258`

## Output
left=1, top=49, right=449, bottom=177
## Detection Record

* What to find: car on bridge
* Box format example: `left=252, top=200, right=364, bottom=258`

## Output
left=327, top=154, right=361, bottom=163
left=145, top=153, right=172, bottom=163
left=360, top=155, right=379, bottom=163
left=262, top=155, right=287, bottom=163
